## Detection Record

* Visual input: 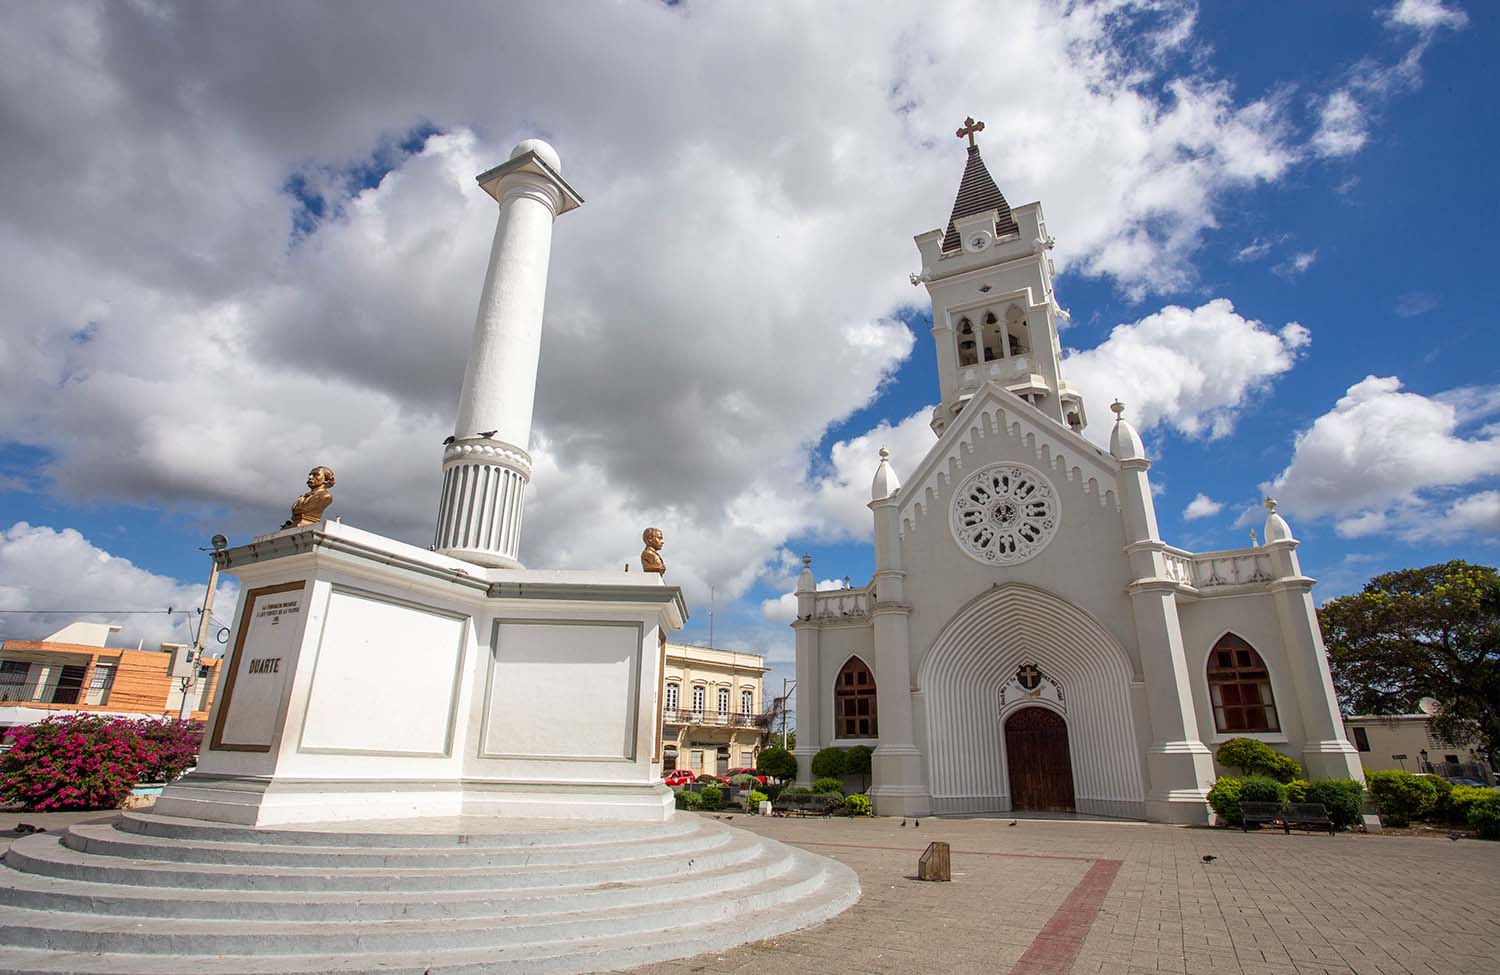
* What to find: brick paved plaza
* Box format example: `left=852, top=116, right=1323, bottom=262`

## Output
left=632, top=813, right=1500, bottom=975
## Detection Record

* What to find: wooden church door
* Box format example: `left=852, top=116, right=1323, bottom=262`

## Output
left=1005, top=706, right=1076, bottom=812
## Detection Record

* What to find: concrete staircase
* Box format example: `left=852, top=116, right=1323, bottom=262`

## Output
left=0, top=811, right=859, bottom=974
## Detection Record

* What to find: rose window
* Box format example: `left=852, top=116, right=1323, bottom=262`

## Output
left=949, top=463, right=1059, bottom=565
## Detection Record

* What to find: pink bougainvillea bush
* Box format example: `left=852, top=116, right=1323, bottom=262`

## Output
left=0, top=714, right=204, bottom=811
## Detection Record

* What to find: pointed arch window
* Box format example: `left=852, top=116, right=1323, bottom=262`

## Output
left=1207, top=634, right=1280, bottom=733
left=835, top=656, right=878, bottom=739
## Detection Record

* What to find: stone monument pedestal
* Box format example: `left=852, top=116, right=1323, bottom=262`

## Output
left=156, top=521, right=684, bottom=826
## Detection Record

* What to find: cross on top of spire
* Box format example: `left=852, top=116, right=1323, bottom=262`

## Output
left=956, top=116, right=985, bottom=148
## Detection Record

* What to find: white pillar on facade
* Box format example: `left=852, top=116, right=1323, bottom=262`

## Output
left=866, top=448, right=929, bottom=816
left=792, top=555, right=820, bottom=788
left=1261, top=499, right=1364, bottom=781
left=435, top=139, right=583, bottom=568
left=1111, top=404, right=1216, bottom=823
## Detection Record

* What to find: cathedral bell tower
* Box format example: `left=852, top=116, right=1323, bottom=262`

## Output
left=912, top=118, right=1086, bottom=437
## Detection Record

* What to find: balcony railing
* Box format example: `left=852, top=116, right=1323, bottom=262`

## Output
left=662, top=709, right=773, bottom=729
left=1161, top=545, right=1276, bottom=592
left=811, top=587, right=870, bottom=620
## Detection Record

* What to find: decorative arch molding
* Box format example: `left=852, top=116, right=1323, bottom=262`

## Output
left=919, top=583, right=1146, bottom=818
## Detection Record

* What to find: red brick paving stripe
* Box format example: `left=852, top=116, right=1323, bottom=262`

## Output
left=789, top=839, right=1099, bottom=863
left=1008, top=857, right=1122, bottom=975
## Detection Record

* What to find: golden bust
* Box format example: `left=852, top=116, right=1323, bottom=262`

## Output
left=282, top=466, right=335, bottom=529
left=640, top=527, right=665, bottom=574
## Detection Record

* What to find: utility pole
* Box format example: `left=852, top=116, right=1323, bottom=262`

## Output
left=179, top=535, right=226, bottom=720
left=781, top=677, right=796, bottom=750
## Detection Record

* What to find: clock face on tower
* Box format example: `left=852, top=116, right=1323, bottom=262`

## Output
left=965, top=231, right=993, bottom=253
left=949, top=462, right=1059, bottom=565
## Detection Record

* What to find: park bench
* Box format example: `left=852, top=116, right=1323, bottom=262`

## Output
left=772, top=793, right=840, bottom=818
left=1240, top=801, right=1335, bottom=836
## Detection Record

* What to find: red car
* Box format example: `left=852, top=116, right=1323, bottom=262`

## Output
left=728, top=767, right=768, bottom=785
left=663, top=769, right=696, bottom=787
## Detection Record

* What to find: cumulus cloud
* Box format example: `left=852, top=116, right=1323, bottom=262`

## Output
left=1183, top=494, right=1224, bottom=520
left=1386, top=0, right=1469, bottom=32
left=0, top=523, right=238, bottom=651
left=1264, top=377, right=1500, bottom=539
left=1064, top=300, right=1310, bottom=444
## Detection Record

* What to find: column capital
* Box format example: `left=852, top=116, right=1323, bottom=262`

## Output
left=477, top=148, right=584, bottom=215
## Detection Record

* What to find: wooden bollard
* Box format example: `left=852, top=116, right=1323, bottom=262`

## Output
left=917, top=840, right=951, bottom=882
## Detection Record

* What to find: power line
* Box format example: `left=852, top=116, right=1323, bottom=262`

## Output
left=0, top=609, right=189, bottom=614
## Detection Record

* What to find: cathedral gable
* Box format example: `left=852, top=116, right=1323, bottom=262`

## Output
left=899, top=382, right=1119, bottom=538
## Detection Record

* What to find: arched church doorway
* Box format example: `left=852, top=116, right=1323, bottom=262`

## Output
left=1004, top=707, right=1076, bottom=812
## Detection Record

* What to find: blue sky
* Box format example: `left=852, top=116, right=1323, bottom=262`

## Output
left=0, top=1, right=1494, bottom=713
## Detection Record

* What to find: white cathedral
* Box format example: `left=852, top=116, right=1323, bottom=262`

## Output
left=791, top=122, right=1362, bottom=823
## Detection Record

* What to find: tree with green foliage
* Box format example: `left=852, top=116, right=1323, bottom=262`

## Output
left=1367, top=769, right=1437, bottom=827
left=754, top=745, right=797, bottom=782
left=1319, top=561, right=1500, bottom=769
left=810, top=746, right=846, bottom=779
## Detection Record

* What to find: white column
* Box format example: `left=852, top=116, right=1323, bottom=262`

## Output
left=792, top=556, right=820, bottom=788
left=436, top=140, right=582, bottom=568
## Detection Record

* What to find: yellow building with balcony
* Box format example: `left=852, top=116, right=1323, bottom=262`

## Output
left=661, top=642, right=771, bottom=777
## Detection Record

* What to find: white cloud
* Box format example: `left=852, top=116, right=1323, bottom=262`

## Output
left=1183, top=494, right=1224, bottom=520
left=1232, top=235, right=1289, bottom=262
left=1386, top=0, right=1468, bottom=32
left=804, top=409, right=937, bottom=541
left=1265, top=377, right=1500, bottom=538
left=1273, top=250, right=1318, bottom=278
left=1394, top=291, right=1440, bottom=318
left=1065, top=299, right=1310, bottom=444
left=1312, top=90, right=1369, bottom=158
left=0, top=523, right=238, bottom=651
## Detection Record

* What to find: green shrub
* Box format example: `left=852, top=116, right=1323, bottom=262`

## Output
left=1285, top=779, right=1310, bottom=803
left=1215, top=738, right=1278, bottom=776
left=676, top=790, right=703, bottom=810
left=1304, top=779, right=1364, bottom=830
left=844, top=793, right=873, bottom=817
left=1264, top=753, right=1303, bottom=784
left=1240, top=776, right=1287, bottom=807
left=1207, top=777, right=1245, bottom=826
left=698, top=785, right=723, bottom=810
left=813, top=777, right=844, bottom=794
left=1420, top=775, right=1454, bottom=822
left=745, top=789, right=769, bottom=812
left=755, top=746, right=796, bottom=782
left=1367, top=770, right=1437, bottom=828
left=1450, top=785, right=1496, bottom=822
left=811, top=747, right=847, bottom=779
left=1213, top=737, right=1301, bottom=781
left=1467, top=794, right=1500, bottom=840
left=844, top=746, right=872, bottom=791
left=783, top=786, right=813, bottom=796
left=761, top=782, right=784, bottom=803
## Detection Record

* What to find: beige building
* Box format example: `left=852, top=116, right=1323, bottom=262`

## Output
left=1345, top=704, right=1493, bottom=781
left=661, top=642, right=770, bottom=777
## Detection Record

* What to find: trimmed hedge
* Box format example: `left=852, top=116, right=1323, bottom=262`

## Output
left=1207, top=777, right=1245, bottom=826
left=1468, top=795, right=1500, bottom=840
left=812, top=777, right=844, bottom=795
left=755, top=746, right=797, bottom=781
left=1368, top=769, right=1436, bottom=828
left=1213, top=737, right=1301, bottom=782
left=1285, top=779, right=1310, bottom=803
left=1239, top=775, right=1287, bottom=807
left=811, top=747, right=846, bottom=779
left=698, top=785, right=723, bottom=811
left=1304, top=779, right=1364, bottom=830
left=844, top=793, right=873, bottom=817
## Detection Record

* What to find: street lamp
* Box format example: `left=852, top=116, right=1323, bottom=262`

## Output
left=178, top=535, right=226, bottom=720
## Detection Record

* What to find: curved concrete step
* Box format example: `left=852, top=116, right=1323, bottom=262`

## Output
left=0, top=847, right=836, bottom=956
left=64, top=821, right=727, bottom=869
left=0, top=841, right=800, bottom=922
left=0, top=855, right=859, bottom=974
left=3, top=828, right=759, bottom=892
left=0, top=814, right=861, bottom=975
left=116, top=812, right=701, bottom=849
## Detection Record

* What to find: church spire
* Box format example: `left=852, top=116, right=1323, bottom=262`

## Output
left=941, top=117, right=1019, bottom=253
